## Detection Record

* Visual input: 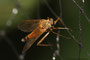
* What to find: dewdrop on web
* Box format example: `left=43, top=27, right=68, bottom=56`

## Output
left=12, top=8, right=18, bottom=14
left=82, top=0, right=84, bottom=3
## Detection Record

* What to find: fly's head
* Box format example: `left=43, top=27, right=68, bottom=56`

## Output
left=49, top=18, right=53, bottom=26
left=45, top=18, right=53, bottom=28
left=40, top=18, right=53, bottom=29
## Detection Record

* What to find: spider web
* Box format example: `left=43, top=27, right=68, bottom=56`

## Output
left=0, top=0, right=90, bottom=60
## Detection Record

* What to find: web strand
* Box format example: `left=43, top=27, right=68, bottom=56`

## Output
left=72, top=0, right=90, bottom=23
left=43, top=0, right=58, bottom=18
left=78, top=9, right=82, bottom=60
left=59, top=0, right=62, bottom=18
left=37, top=0, right=40, bottom=19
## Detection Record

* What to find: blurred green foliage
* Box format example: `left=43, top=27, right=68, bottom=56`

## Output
left=0, top=0, right=37, bottom=29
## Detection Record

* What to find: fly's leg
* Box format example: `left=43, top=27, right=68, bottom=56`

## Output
left=37, top=31, right=52, bottom=46
left=54, top=18, right=84, bottom=53
left=50, top=29, right=70, bottom=39
left=53, top=17, right=70, bottom=30
left=54, top=17, right=65, bottom=26
left=52, top=27, right=69, bottom=30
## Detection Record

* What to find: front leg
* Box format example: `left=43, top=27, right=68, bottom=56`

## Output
left=50, top=28, right=70, bottom=39
left=54, top=17, right=65, bottom=26
left=37, top=31, right=52, bottom=46
left=52, top=26, right=69, bottom=30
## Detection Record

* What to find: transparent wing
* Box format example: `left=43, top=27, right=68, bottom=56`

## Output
left=22, top=27, right=46, bottom=54
left=18, top=20, right=41, bottom=32
left=22, top=38, right=37, bottom=54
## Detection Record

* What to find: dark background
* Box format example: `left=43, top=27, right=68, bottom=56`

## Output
left=0, top=0, right=90, bottom=60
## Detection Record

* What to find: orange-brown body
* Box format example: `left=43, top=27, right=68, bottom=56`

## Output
left=18, top=17, right=68, bottom=54
left=25, top=26, right=48, bottom=40
left=22, top=27, right=49, bottom=54
left=18, top=18, right=68, bottom=54
left=21, top=19, right=53, bottom=54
